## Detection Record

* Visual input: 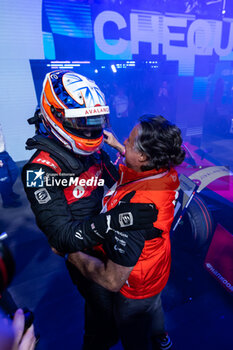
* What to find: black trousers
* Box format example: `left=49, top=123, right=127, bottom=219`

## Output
left=114, top=292, right=165, bottom=350
left=66, top=261, right=119, bottom=350
left=67, top=262, right=165, bottom=350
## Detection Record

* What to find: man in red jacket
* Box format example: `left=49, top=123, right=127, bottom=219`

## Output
left=63, top=115, right=185, bottom=350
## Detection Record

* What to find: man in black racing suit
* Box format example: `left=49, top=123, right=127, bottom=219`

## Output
left=22, top=71, right=157, bottom=349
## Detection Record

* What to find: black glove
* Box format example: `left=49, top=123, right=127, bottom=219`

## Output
left=52, top=191, right=161, bottom=253
left=82, top=191, right=158, bottom=241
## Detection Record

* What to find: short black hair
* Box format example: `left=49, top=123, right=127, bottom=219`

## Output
left=135, top=115, right=185, bottom=171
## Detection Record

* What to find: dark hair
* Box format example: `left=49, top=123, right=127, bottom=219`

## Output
left=135, top=115, right=186, bottom=171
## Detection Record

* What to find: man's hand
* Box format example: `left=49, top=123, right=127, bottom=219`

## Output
left=49, top=192, right=159, bottom=254
left=107, top=191, right=157, bottom=231
left=83, top=191, right=158, bottom=241
left=103, top=130, right=125, bottom=154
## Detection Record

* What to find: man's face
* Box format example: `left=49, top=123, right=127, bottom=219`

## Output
left=124, top=126, right=144, bottom=172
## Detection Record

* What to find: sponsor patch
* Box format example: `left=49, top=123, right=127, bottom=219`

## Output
left=32, top=151, right=61, bottom=173
left=119, top=212, right=133, bottom=227
left=73, top=185, right=85, bottom=199
left=34, top=188, right=51, bottom=204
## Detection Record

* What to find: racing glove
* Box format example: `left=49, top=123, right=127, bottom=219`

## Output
left=50, top=191, right=160, bottom=253
left=80, top=191, right=158, bottom=242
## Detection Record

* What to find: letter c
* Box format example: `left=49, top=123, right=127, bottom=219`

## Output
left=94, top=11, right=128, bottom=55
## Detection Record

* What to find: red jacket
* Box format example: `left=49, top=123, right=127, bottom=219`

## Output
left=103, top=164, right=180, bottom=299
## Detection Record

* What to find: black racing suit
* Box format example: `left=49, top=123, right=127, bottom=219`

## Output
left=22, top=135, right=120, bottom=349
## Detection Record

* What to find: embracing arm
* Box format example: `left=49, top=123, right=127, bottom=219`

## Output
left=65, top=225, right=162, bottom=291
left=67, top=251, right=133, bottom=292
left=22, top=164, right=157, bottom=254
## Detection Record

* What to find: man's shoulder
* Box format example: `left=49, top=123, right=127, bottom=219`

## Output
left=31, top=150, right=62, bottom=173
left=23, top=150, right=61, bottom=174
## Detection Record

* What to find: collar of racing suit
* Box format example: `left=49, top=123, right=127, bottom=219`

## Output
left=25, top=135, right=84, bottom=175
left=118, top=164, right=169, bottom=187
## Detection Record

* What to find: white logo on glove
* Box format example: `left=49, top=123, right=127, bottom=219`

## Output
left=119, top=212, right=133, bottom=227
left=75, top=231, right=83, bottom=240
left=114, top=245, right=125, bottom=254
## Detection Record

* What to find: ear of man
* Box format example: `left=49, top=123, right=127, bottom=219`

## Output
left=138, top=152, right=147, bottom=162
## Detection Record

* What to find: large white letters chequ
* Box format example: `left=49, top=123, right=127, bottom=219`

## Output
left=93, top=10, right=233, bottom=76
left=130, top=12, right=160, bottom=55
